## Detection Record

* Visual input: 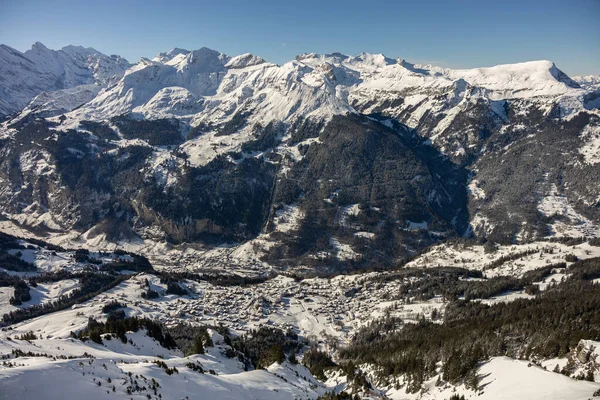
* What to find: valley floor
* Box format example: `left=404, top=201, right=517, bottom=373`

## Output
left=2, top=222, right=600, bottom=399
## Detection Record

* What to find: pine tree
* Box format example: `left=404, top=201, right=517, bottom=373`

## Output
left=188, top=334, right=205, bottom=355
left=89, top=330, right=103, bottom=344
left=288, top=348, right=298, bottom=364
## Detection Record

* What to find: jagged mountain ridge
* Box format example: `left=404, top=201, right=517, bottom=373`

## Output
left=0, top=43, right=598, bottom=271
left=63, top=50, right=592, bottom=131
left=574, top=75, right=600, bottom=91
left=0, top=42, right=131, bottom=117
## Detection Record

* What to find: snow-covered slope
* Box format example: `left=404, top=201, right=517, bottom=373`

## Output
left=0, top=332, right=327, bottom=400
left=2, top=43, right=593, bottom=151
left=65, top=48, right=590, bottom=130
left=573, top=75, right=600, bottom=90
left=0, top=43, right=598, bottom=267
left=50, top=47, right=595, bottom=172
left=3, top=246, right=600, bottom=399
left=67, top=47, right=353, bottom=129
left=0, top=42, right=130, bottom=117
left=3, top=43, right=594, bottom=142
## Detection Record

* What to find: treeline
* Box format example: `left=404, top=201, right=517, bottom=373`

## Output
left=77, top=317, right=304, bottom=374
left=136, top=276, right=188, bottom=299
left=9, top=280, right=31, bottom=305
left=159, top=275, right=189, bottom=296
left=317, top=391, right=360, bottom=400
left=228, top=326, right=301, bottom=369
left=0, top=230, right=153, bottom=273
left=155, top=270, right=274, bottom=287
left=0, top=269, right=102, bottom=288
left=0, top=232, right=36, bottom=272
left=111, top=115, right=183, bottom=146
left=390, top=264, right=560, bottom=302
left=169, top=323, right=303, bottom=371
left=338, top=257, right=600, bottom=392
left=568, top=257, right=600, bottom=280
left=483, top=248, right=538, bottom=270
left=0, top=272, right=26, bottom=287
left=2, top=272, right=128, bottom=325
left=2, top=271, right=81, bottom=309
left=374, top=267, right=483, bottom=286
left=73, top=248, right=154, bottom=273
left=303, top=349, right=336, bottom=380
left=167, top=324, right=214, bottom=356
left=101, top=300, right=126, bottom=314
left=75, top=315, right=176, bottom=349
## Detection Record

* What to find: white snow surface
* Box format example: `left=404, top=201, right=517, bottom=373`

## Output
left=1, top=224, right=600, bottom=398
left=2, top=268, right=600, bottom=399
left=382, top=357, right=600, bottom=400
left=573, top=75, right=600, bottom=90
left=2, top=43, right=596, bottom=173
left=579, top=123, right=600, bottom=165
left=406, top=240, right=600, bottom=277
left=0, top=42, right=130, bottom=116
left=70, top=50, right=586, bottom=126
left=0, top=335, right=326, bottom=400
left=537, top=184, right=600, bottom=238
left=47, top=47, right=592, bottom=171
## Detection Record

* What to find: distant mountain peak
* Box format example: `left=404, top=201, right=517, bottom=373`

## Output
left=31, top=41, right=48, bottom=51
left=354, top=52, right=397, bottom=66
left=0, top=42, right=592, bottom=123
left=225, top=53, right=266, bottom=69
left=0, top=42, right=598, bottom=273
left=0, top=42, right=131, bottom=116
left=152, top=47, right=190, bottom=63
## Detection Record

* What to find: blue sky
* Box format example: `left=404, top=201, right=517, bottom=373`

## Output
left=0, top=0, right=598, bottom=75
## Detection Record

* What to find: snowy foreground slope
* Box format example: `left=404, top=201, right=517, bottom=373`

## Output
left=0, top=333, right=325, bottom=400
left=395, top=357, right=600, bottom=400
left=2, top=266, right=600, bottom=400
left=2, top=232, right=600, bottom=399
left=1, top=339, right=598, bottom=400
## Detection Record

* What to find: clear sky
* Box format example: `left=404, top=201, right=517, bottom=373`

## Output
left=0, top=0, right=598, bottom=76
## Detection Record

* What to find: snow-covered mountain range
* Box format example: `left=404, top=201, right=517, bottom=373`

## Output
left=49, top=48, right=596, bottom=143
left=1, top=42, right=600, bottom=399
left=0, top=42, right=130, bottom=117
left=0, top=43, right=599, bottom=271
left=574, top=75, right=600, bottom=91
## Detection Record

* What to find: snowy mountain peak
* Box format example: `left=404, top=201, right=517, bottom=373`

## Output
left=2, top=43, right=594, bottom=130
left=152, top=47, right=190, bottom=63
left=157, top=47, right=231, bottom=74
left=573, top=75, right=600, bottom=90
left=39, top=45, right=593, bottom=140
left=354, top=52, right=397, bottom=67
left=548, top=62, right=581, bottom=88
left=0, top=42, right=131, bottom=116
left=295, top=52, right=320, bottom=61
left=225, top=53, right=266, bottom=69
left=30, top=41, right=49, bottom=51
left=60, top=44, right=102, bottom=58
